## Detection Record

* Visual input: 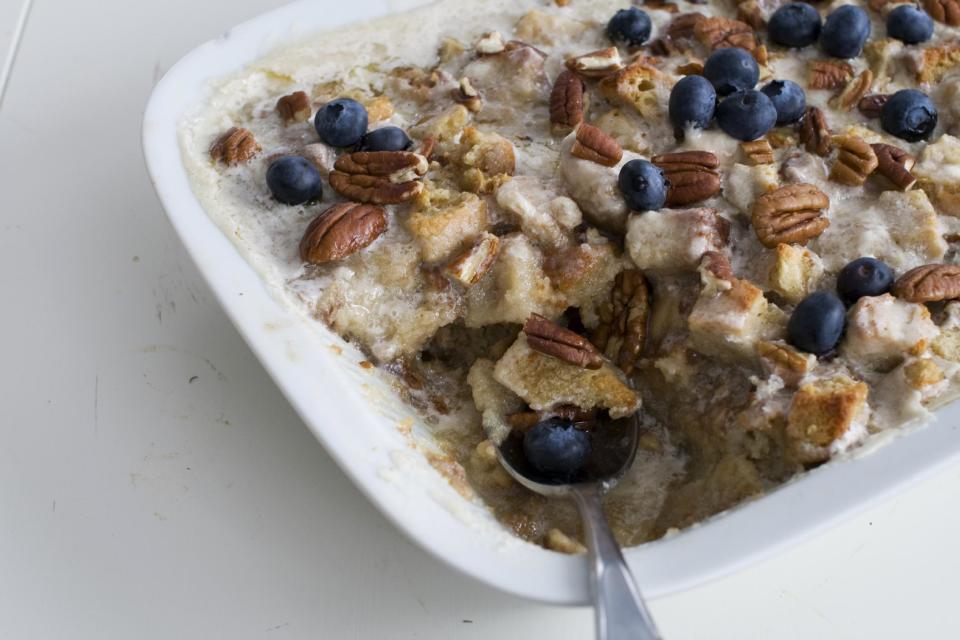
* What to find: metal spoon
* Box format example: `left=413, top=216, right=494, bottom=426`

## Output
left=496, top=414, right=662, bottom=640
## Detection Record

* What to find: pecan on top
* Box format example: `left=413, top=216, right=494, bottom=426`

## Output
left=893, top=264, right=960, bottom=302
left=550, top=71, right=587, bottom=132
left=299, top=202, right=388, bottom=264
left=807, top=59, right=854, bottom=90
left=798, top=106, right=832, bottom=157
left=751, top=183, right=830, bottom=248
left=571, top=123, right=623, bottom=167
left=924, top=0, right=960, bottom=25
left=871, top=143, right=916, bottom=191
left=829, top=135, right=879, bottom=186
left=523, top=314, right=604, bottom=370
left=276, top=91, right=312, bottom=123
left=592, top=269, right=651, bottom=376
left=329, top=151, right=428, bottom=204
left=651, top=151, right=721, bottom=206
left=210, top=127, right=260, bottom=165
left=693, top=16, right=757, bottom=51
left=857, top=93, right=890, bottom=118
left=740, top=139, right=774, bottom=165
left=565, top=47, right=624, bottom=78
left=830, top=69, right=874, bottom=112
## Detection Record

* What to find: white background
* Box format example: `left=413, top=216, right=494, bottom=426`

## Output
left=2, top=0, right=960, bottom=637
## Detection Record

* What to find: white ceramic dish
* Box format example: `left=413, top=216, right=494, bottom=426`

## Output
left=143, top=0, right=960, bottom=605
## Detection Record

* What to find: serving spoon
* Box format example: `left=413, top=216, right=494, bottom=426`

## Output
left=496, top=414, right=663, bottom=640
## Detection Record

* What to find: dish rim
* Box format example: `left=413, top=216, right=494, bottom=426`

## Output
left=142, top=0, right=960, bottom=605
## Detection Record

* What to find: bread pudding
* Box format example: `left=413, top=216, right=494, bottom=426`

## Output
left=180, top=0, right=960, bottom=552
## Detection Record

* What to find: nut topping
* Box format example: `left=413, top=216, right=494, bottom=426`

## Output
left=329, top=151, right=428, bottom=204
left=736, top=0, right=766, bottom=29
left=651, top=151, right=721, bottom=206
left=299, top=202, right=388, bottom=264
left=871, top=143, right=917, bottom=191
left=829, top=135, right=879, bottom=186
left=893, top=264, right=960, bottom=302
left=442, top=232, right=501, bottom=287
left=523, top=314, right=604, bottom=370
left=740, top=139, right=775, bottom=165
left=571, top=123, right=624, bottom=167
left=807, top=59, right=854, bottom=90
left=565, top=47, right=624, bottom=78
left=453, top=77, right=483, bottom=112
left=924, top=0, right=960, bottom=25
left=829, top=69, right=874, bottom=112
left=752, top=183, right=830, bottom=248
left=694, top=16, right=757, bottom=51
left=857, top=93, right=890, bottom=118
left=475, top=31, right=506, bottom=55
left=549, top=71, right=587, bottom=132
left=276, top=91, right=312, bottom=123
left=701, top=250, right=735, bottom=281
left=798, top=106, right=832, bottom=157
left=592, top=270, right=651, bottom=375
left=667, top=12, right=706, bottom=40
left=210, top=127, right=260, bottom=165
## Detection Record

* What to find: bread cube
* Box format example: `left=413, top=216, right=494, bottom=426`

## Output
left=786, top=376, right=869, bottom=463
left=913, top=134, right=960, bottom=216
left=688, top=276, right=787, bottom=362
left=723, top=162, right=780, bottom=217
left=841, top=293, right=939, bottom=371
left=559, top=132, right=642, bottom=232
left=493, top=334, right=640, bottom=419
left=496, top=176, right=578, bottom=250
left=406, top=189, right=488, bottom=262
left=467, top=358, right=525, bottom=445
left=464, top=234, right=565, bottom=327
left=625, top=208, right=729, bottom=274
left=766, top=243, right=824, bottom=303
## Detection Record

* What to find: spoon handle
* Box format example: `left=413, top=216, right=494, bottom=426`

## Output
left=573, top=486, right=662, bottom=640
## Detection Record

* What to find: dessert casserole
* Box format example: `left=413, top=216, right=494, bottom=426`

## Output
left=181, top=0, right=960, bottom=552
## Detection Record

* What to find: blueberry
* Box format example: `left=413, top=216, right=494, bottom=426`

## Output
left=820, top=5, right=870, bottom=58
left=266, top=156, right=322, bottom=205
left=768, top=3, right=822, bottom=48
left=314, top=98, right=368, bottom=147
left=618, top=159, right=668, bottom=211
left=787, top=292, right=846, bottom=356
left=881, top=89, right=938, bottom=142
left=836, top=257, right=895, bottom=305
left=358, top=126, right=412, bottom=152
left=607, top=7, right=653, bottom=46
left=669, top=75, right=717, bottom=134
left=703, top=47, right=760, bottom=96
left=716, top=90, right=778, bottom=140
left=523, top=419, right=592, bottom=479
left=761, top=79, right=806, bottom=125
left=887, top=5, right=935, bottom=45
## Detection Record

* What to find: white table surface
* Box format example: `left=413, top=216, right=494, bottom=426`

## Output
left=2, top=0, right=960, bottom=637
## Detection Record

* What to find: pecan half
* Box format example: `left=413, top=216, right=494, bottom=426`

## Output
left=571, top=123, right=623, bottom=167
left=651, top=151, right=721, bottom=206
left=798, top=106, right=832, bottom=157
left=523, top=314, right=603, bottom=370
left=592, top=270, right=650, bottom=375
left=925, top=0, right=960, bottom=25
left=677, top=60, right=704, bottom=75
left=701, top=250, right=735, bottom=281
left=550, top=71, right=587, bottom=132
left=893, top=264, right=960, bottom=302
left=210, top=127, right=260, bottom=165
left=276, top=91, right=312, bottom=123
left=741, top=139, right=774, bottom=165
left=566, top=47, right=624, bottom=78
left=442, top=233, right=500, bottom=286
left=329, top=151, right=428, bottom=204
left=830, top=69, right=873, bottom=111
left=857, top=93, right=890, bottom=118
left=807, top=59, right=853, bottom=90
left=694, top=16, right=757, bottom=51
left=299, top=202, right=387, bottom=264
left=667, top=12, right=707, bottom=40
left=752, top=183, right=830, bottom=248
left=829, top=135, right=879, bottom=186
left=871, top=143, right=916, bottom=191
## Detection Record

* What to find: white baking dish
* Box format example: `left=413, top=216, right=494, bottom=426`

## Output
left=142, top=0, right=960, bottom=605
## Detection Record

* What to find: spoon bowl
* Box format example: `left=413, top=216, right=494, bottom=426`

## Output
left=495, top=413, right=662, bottom=640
